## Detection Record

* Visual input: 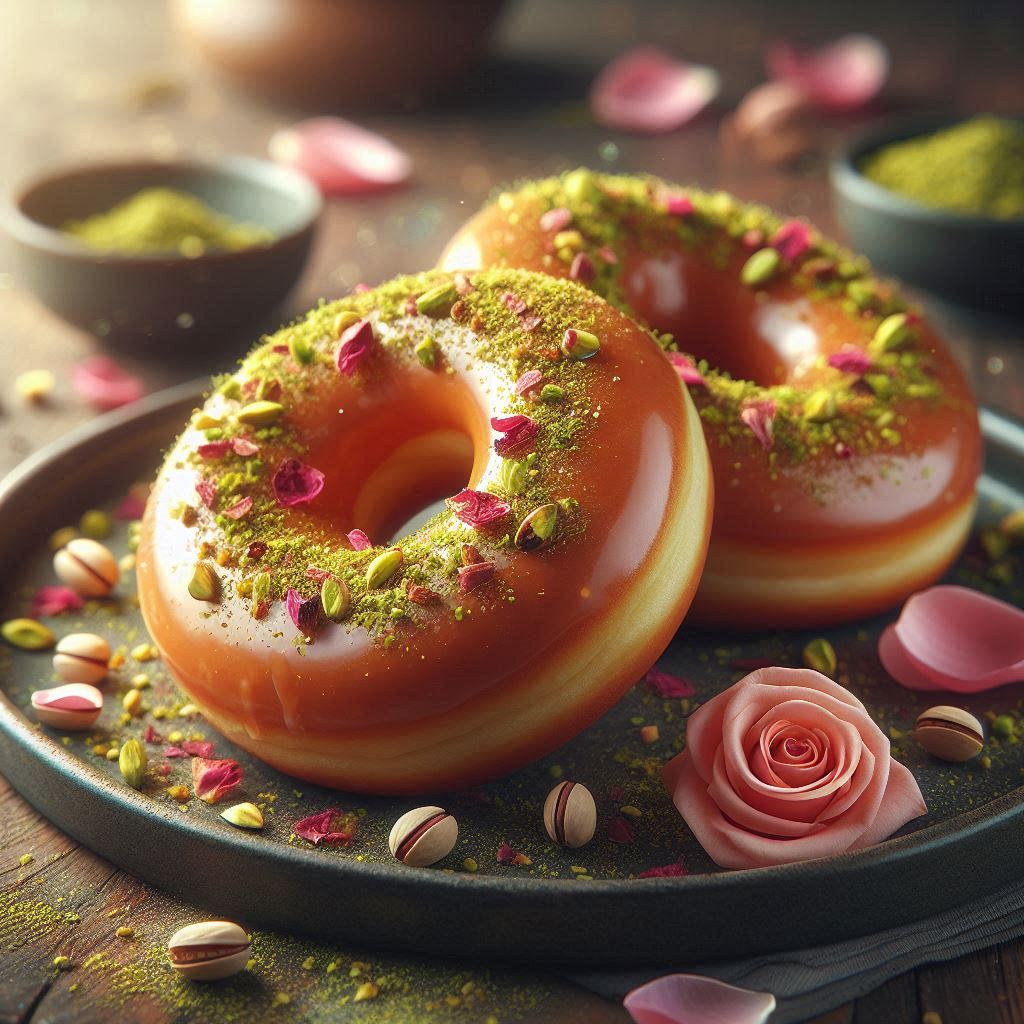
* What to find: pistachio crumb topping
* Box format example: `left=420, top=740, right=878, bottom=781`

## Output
left=171, top=269, right=602, bottom=644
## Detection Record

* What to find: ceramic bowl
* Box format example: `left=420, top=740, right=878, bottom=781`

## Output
left=4, top=157, right=321, bottom=351
left=830, top=116, right=1024, bottom=311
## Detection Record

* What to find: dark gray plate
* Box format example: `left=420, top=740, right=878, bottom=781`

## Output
left=1, top=383, right=1023, bottom=967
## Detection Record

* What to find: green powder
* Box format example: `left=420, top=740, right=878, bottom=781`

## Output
left=64, top=187, right=275, bottom=256
left=860, top=116, right=1024, bottom=219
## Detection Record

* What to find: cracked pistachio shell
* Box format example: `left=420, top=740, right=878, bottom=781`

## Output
left=119, top=738, right=148, bottom=789
left=544, top=781, right=597, bottom=849
left=236, top=400, right=284, bottom=426
left=220, top=802, right=264, bottom=830
left=2, top=618, right=56, bottom=651
left=388, top=806, right=458, bottom=868
left=320, top=576, right=352, bottom=622
left=53, top=633, right=111, bottom=684
left=168, top=921, right=251, bottom=981
left=915, top=706, right=984, bottom=763
left=365, top=548, right=403, bottom=589
left=53, top=538, right=119, bottom=597
left=31, top=683, right=103, bottom=730
left=188, top=563, right=221, bottom=603
left=514, top=504, right=558, bottom=551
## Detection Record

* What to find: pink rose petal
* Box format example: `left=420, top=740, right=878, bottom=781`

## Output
left=231, top=437, right=260, bottom=457
left=771, top=219, right=812, bottom=262
left=336, top=318, right=375, bottom=376
left=223, top=496, right=253, bottom=520
left=182, top=740, right=214, bottom=758
left=515, top=369, right=545, bottom=398
left=490, top=415, right=539, bottom=457
left=164, top=746, right=186, bottom=759
left=666, top=195, right=695, bottom=217
left=197, top=440, right=232, bottom=460
left=293, top=808, right=358, bottom=846
left=828, top=348, right=873, bottom=376
left=624, top=975, right=775, bottom=1024
left=539, top=207, right=573, bottom=233
left=608, top=816, right=635, bottom=844
left=195, top=479, right=218, bottom=509
left=449, top=489, right=511, bottom=529
left=272, top=458, right=325, bottom=507
left=347, top=529, right=372, bottom=551
left=71, top=356, right=145, bottom=411
left=29, top=586, right=83, bottom=618
left=268, top=117, right=411, bottom=195
left=114, top=485, right=149, bottom=520
left=880, top=586, right=1024, bottom=692
left=591, top=47, right=720, bottom=133
left=767, top=34, right=889, bottom=113
left=458, top=560, right=496, bottom=594
left=667, top=353, right=706, bottom=387
left=191, top=757, right=242, bottom=804
left=569, top=252, right=596, bottom=283
left=645, top=667, right=695, bottom=699
left=143, top=724, right=162, bottom=743
left=305, top=566, right=333, bottom=583
left=286, top=588, right=323, bottom=639
left=638, top=858, right=688, bottom=878
left=740, top=399, right=777, bottom=451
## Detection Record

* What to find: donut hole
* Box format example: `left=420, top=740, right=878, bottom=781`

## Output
left=297, top=365, right=489, bottom=546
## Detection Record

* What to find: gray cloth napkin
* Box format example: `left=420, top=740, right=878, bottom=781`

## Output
left=567, top=874, right=1024, bottom=1022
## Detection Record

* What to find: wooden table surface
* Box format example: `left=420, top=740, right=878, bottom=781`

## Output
left=2, top=1, right=1023, bottom=1021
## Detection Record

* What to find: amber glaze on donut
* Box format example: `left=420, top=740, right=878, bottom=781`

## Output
left=440, top=171, right=982, bottom=628
left=137, top=268, right=712, bottom=793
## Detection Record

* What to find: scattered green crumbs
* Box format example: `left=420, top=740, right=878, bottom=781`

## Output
left=483, top=169, right=965, bottom=471
left=63, top=187, right=275, bottom=256
left=177, top=267, right=601, bottom=643
left=859, top=116, right=1024, bottom=219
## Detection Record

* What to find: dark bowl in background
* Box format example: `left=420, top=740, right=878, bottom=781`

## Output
left=831, top=116, right=1024, bottom=313
left=4, top=157, right=321, bottom=353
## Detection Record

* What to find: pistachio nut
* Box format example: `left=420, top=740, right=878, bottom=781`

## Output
left=543, top=780, right=597, bottom=849
left=333, top=310, right=361, bottom=338
left=79, top=509, right=113, bottom=540
left=320, top=576, right=352, bottom=622
left=803, top=390, right=837, bottom=423
left=220, top=802, right=265, bottom=830
left=251, top=572, right=271, bottom=618
left=514, top=504, right=558, bottom=551
left=561, top=328, right=601, bottom=360
left=288, top=334, right=315, bottom=366
left=53, top=633, right=111, bottom=685
left=414, top=336, right=437, bottom=369
left=499, top=458, right=527, bottom=496
left=53, top=538, right=119, bottom=598
left=2, top=618, right=56, bottom=651
left=741, top=248, right=781, bottom=287
left=871, top=313, right=914, bottom=354
left=802, top=637, right=837, bottom=677
left=415, top=282, right=458, bottom=317
left=188, top=562, right=221, bottom=604
left=168, top=921, right=251, bottom=981
left=119, top=738, right=148, bottom=790
left=31, top=683, right=103, bottom=731
left=539, top=384, right=565, bottom=403
left=236, top=400, right=284, bottom=427
left=915, top=706, right=984, bottom=763
left=388, top=806, right=458, bottom=868
left=365, top=548, right=403, bottom=589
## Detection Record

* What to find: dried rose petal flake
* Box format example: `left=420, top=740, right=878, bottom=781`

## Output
left=449, top=489, right=511, bottom=529
left=191, top=757, right=243, bottom=804
left=347, top=529, right=372, bottom=551
left=740, top=399, right=777, bottom=451
left=29, top=586, right=83, bottom=618
left=272, top=458, right=325, bottom=507
left=223, top=497, right=253, bottom=520
left=336, top=318, right=375, bottom=376
left=293, top=808, right=358, bottom=846
left=667, top=353, right=706, bottom=387
left=491, top=415, right=539, bottom=457
left=72, top=356, right=145, bottom=411
left=645, top=667, right=695, bottom=699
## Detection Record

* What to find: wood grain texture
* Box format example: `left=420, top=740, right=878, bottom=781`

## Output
left=1, top=0, right=1023, bottom=1021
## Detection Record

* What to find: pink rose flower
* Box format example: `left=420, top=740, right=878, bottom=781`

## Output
left=663, top=667, right=926, bottom=869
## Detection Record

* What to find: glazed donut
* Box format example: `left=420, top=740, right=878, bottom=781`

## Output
left=137, top=268, right=712, bottom=793
left=441, top=171, right=982, bottom=628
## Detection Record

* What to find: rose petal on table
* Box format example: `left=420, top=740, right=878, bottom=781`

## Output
left=71, top=356, right=144, bottom=411
left=590, top=47, right=720, bottom=133
left=624, top=974, right=775, bottom=1024
left=880, top=586, right=1024, bottom=692
left=766, top=33, right=889, bottom=112
left=29, top=586, right=83, bottom=618
left=644, top=667, right=696, bottom=698
left=269, top=117, right=412, bottom=195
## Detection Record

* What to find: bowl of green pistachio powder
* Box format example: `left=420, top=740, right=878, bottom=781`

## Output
left=832, top=115, right=1024, bottom=310
left=4, top=158, right=321, bottom=350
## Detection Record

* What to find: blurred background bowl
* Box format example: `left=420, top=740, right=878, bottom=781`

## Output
left=831, top=116, right=1024, bottom=312
left=4, top=157, right=321, bottom=353
left=173, top=0, right=508, bottom=110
